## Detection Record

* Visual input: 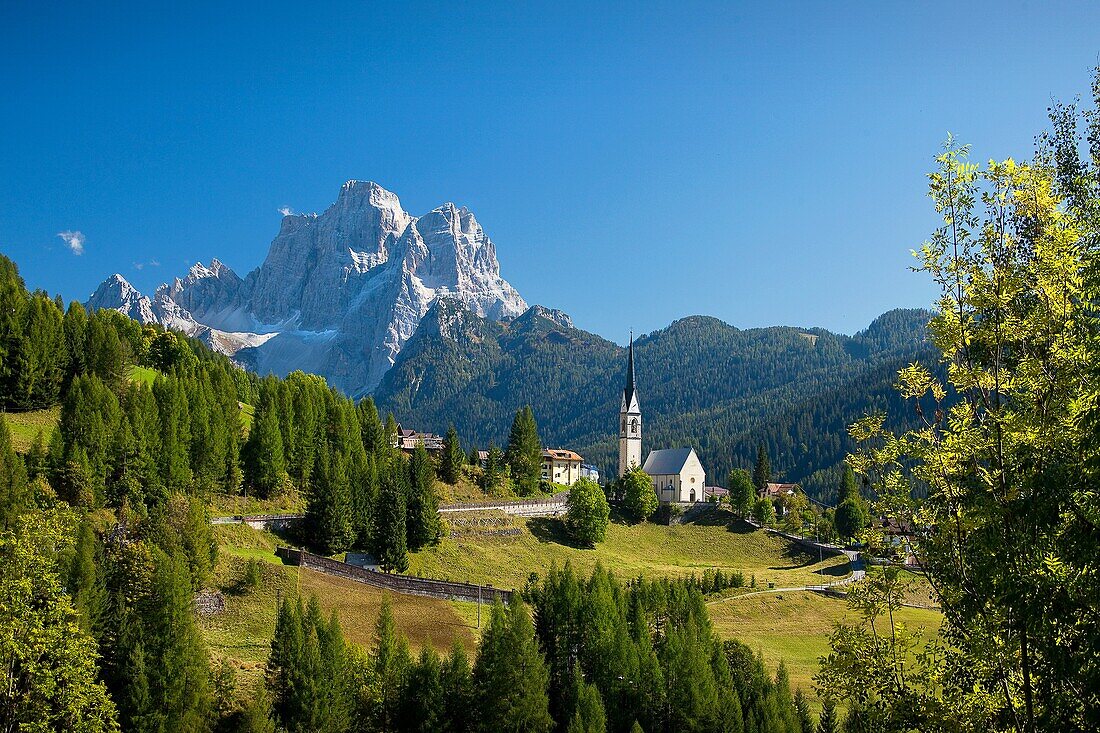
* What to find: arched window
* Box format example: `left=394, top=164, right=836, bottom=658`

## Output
left=621, top=419, right=626, bottom=434
left=630, top=417, right=638, bottom=434
left=690, top=489, right=696, bottom=502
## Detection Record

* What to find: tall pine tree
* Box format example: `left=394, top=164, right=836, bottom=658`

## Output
left=505, top=406, right=542, bottom=496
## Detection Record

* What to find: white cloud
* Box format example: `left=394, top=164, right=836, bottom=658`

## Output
left=57, top=230, right=85, bottom=255
left=279, top=206, right=295, bottom=216
left=132, top=259, right=160, bottom=271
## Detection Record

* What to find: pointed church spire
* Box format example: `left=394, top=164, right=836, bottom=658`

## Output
left=626, top=330, right=636, bottom=396
left=621, top=332, right=640, bottom=414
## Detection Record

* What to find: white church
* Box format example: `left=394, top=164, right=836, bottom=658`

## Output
left=618, top=338, right=707, bottom=504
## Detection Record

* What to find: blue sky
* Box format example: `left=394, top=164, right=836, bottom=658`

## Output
left=2, top=2, right=1098, bottom=342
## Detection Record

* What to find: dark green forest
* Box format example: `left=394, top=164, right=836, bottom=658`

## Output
left=373, top=298, right=935, bottom=502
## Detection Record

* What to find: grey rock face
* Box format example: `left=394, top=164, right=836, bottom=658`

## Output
left=85, top=181, right=527, bottom=395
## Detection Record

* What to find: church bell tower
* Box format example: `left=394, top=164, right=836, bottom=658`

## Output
left=619, top=334, right=642, bottom=476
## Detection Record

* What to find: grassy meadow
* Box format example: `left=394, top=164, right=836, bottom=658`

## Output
left=206, top=524, right=479, bottom=689
left=2, top=406, right=59, bottom=451
left=708, top=591, right=943, bottom=702
left=409, top=510, right=851, bottom=590
left=207, top=512, right=939, bottom=707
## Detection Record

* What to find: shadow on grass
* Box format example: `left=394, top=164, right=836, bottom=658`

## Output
left=526, top=517, right=590, bottom=550
left=768, top=543, right=850, bottom=577
left=679, top=511, right=757, bottom=534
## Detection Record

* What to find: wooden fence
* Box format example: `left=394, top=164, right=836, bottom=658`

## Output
left=276, top=547, right=513, bottom=605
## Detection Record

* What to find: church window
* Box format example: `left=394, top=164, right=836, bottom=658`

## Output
left=630, top=418, right=638, bottom=434
left=690, top=489, right=696, bottom=502
left=621, top=419, right=626, bottom=433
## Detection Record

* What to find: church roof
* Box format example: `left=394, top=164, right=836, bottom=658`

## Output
left=642, top=447, right=698, bottom=475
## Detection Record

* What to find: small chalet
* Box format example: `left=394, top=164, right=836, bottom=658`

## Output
left=760, top=482, right=798, bottom=500
left=541, top=449, right=583, bottom=486
left=643, top=447, right=707, bottom=504
left=704, top=485, right=728, bottom=502
left=394, top=424, right=444, bottom=452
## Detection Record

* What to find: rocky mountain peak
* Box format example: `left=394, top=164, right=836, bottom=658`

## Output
left=86, top=180, right=528, bottom=396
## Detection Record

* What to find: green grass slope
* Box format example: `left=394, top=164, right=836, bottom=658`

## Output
left=204, top=524, right=478, bottom=689
left=708, top=592, right=943, bottom=703
left=409, top=510, right=850, bottom=590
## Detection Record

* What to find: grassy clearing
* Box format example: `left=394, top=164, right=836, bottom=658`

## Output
left=239, top=401, right=255, bottom=435
left=128, top=365, right=159, bottom=387
left=203, top=524, right=478, bottom=689
left=207, top=491, right=306, bottom=518
left=2, top=407, right=59, bottom=452
left=410, top=511, right=850, bottom=590
left=708, top=591, right=943, bottom=703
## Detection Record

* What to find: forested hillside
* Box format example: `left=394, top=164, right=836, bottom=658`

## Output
left=374, top=300, right=935, bottom=502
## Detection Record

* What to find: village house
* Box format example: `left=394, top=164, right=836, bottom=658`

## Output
left=541, top=449, right=583, bottom=486
left=393, top=424, right=445, bottom=452
left=704, top=485, right=728, bottom=502
left=760, top=482, right=799, bottom=516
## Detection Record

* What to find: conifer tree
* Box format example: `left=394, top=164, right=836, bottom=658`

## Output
left=62, top=300, right=89, bottom=386
left=505, top=405, right=542, bottom=496
left=752, top=443, right=772, bottom=492
left=481, top=442, right=506, bottom=494
left=144, top=548, right=213, bottom=731
left=567, top=670, right=607, bottom=733
left=440, top=425, right=465, bottom=485
left=794, top=689, right=815, bottom=733
left=406, top=441, right=441, bottom=550
left=373, top=468, right=409, bottom=573
left=242, top=386, right=286, bottom=499
left=816, top=697, right=839, bottom=733
left=441, top=639, right=474, bottom=733
left=114, top=608, right=156, bottom=733
left=370, top=598, right=412, bottom=732
left=473, top=595, right=552, bottom=733
left=68, top=519, right=106, bottom=631
left=24, top=429, right=46, bottom=481
left=357, top=396, right=388, bottom=457
left=398, top=645, right=445, bottom=732
left=267, top=598, right=305, bottom=729
left=305, top=451, right=355, bottom=555
left=153, top=376, right=193, bottom=493
left=0, top=419, right=30, bottom=530
left=0, top=254, right=28, bottom=406
left=12, top=294, right=65, bottom=409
